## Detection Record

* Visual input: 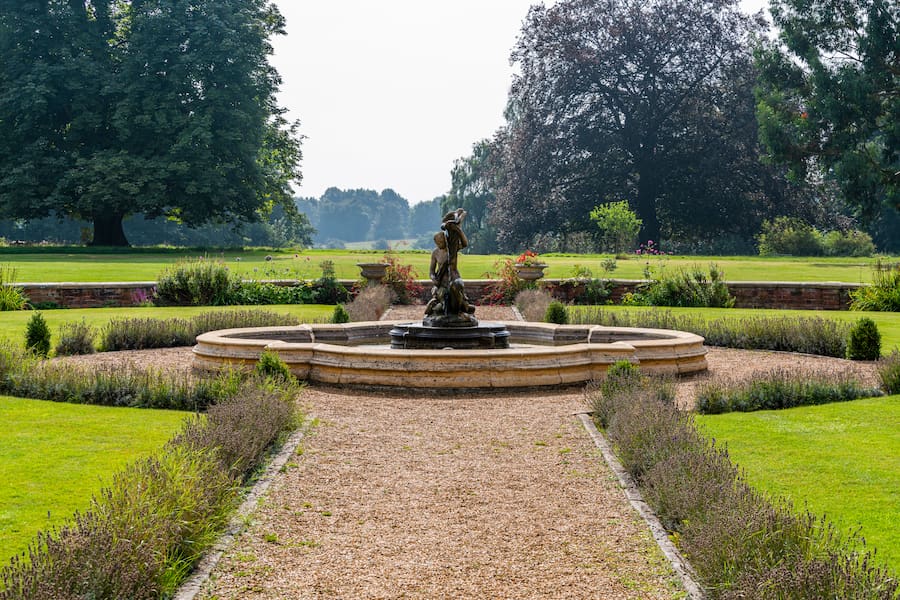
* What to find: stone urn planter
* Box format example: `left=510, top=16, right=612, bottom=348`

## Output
left=514, top=263, right=548, bottom=281
left=356, top=262, right=389, bottom=285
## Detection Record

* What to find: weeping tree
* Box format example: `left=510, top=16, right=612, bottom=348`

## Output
left=0, top=0, right=301, bottom=246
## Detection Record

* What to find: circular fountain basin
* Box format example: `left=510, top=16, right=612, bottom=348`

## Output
left=192, top=321, right=707, bottom=389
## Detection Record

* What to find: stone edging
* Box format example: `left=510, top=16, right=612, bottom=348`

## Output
left=576, top=412, right=706, bottom=599
left=173, top=424, right=309, bottom=600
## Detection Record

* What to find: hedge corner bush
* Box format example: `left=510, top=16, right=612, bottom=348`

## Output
left=24, top=312, right=50, bottom=358
left=0, top=366, right=302, bottom=599
left=587, top=366, right=898, bottom=598
left=847, top=317, right=881, bottom=361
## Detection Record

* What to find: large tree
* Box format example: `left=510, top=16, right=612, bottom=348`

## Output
left=0, top=0, right=300, bottom=246
left=442, top=139, right=500, bottom=254
left=756, top=0, right=899, bottom=219
left=489, top=0, right=767, bottom=249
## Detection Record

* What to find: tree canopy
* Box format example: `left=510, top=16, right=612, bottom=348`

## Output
left=756, top=0, right=899, bottom=219
left=484, top=0, right=821, bottom=252
left=0, top=0, right=301, bottom=246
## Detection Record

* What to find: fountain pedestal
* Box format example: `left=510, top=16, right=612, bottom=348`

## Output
left=389, top=321, right=510, bottom=350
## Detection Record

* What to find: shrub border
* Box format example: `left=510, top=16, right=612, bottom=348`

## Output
left=173, top=423, right=309, bottom=600
left=576, top=412, right=705, bottom=599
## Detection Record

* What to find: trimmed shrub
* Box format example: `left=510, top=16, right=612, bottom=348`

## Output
left=331, top=304, right=350, bottom=324
left=851, top=261, right=900, bottom=311
left=544, top=300, right=569, bottom=324
left=255, top=350, right=294, bottom=383
left=877, top=350, right=900, bottom=394
left=345, top=285, right=395, bottom=322
left=847, top=317, right=881, bottom=361
left=515, top=288, right=552, bottom=322
left=0, top=265, right=28, bottom=311
left=757, top=216, right=824, bottom=256
left=55, top=319, right=96, bottom=356
left=587, top=377, right=898, bottom=597
left=154, top=259, right=241, bottom=306
left=314, top=260, right=349, bottom=304
left=639, top=263, right=734, bottom=308
left=695, top=369, right=880, bottom=414
left=25, top=312, right=51, bottom=358
left=573, top=308, right=850, bottom=358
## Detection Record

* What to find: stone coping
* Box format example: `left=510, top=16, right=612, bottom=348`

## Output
left=193, top=321, right=707, bottom=389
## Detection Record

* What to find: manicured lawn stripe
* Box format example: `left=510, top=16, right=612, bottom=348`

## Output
left=697, top=396, right=900, bottom=571
left=1, top=249, right=896, bottom=283
left=0, top=396, right=189, bottom=562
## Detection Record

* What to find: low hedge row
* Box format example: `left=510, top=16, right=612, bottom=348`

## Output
left=0, top=353, right=301, bottom=598
left=588, top=363, right=898, bottom=598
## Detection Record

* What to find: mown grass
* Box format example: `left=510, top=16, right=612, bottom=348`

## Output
left=2, top=248, right=897, bottom=283
left=0, top=396, right=189, bottom=563
left=697, top=396, right=900, bottom=571
left=0, top=305, right=332, bottom=350
left=585, top=305, right=900, bottom=351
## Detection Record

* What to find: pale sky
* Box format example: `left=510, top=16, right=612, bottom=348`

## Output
left=271, top=0, right=769, bottom=204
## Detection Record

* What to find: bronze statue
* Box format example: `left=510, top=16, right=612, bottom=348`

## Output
left=424, top=208, right=476, bottom=326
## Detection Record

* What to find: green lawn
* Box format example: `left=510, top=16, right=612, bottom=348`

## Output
left=696, top=396, right=900, bottom=571
left=0, top=396, right=189, bottom=562
left=1, top=248, right=895, bottom=283
left=0, top=304, right=333, bottom=350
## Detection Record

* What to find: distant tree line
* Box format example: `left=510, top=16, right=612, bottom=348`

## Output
left=296, top=189, right=442, bottom=248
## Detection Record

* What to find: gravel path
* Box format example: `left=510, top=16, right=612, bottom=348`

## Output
left=54, top=308, right=880, bottom=598
left=197, top=388, right=683, bottom=599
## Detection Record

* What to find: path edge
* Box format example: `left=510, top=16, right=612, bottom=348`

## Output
left=173, top=425, right=308, bottom=600
left=576, top=412, right=706, bottom=599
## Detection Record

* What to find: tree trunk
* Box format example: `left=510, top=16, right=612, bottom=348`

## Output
left=635, top=161, right=662, bottom=249
left=90, top=212, right=129, bottom=246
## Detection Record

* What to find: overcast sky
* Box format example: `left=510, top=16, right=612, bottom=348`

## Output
left=271, top=0, right=769, bottom=205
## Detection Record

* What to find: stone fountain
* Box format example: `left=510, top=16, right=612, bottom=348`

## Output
left=388, top=208, right=510, bottom=350
left=191, top=208, right=708, bottom=389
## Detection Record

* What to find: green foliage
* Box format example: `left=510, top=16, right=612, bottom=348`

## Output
left=331, top=305, right=350, bottom=324
left=574, top=308, right=851, bottom=357
left=877, top=350, right=900, bottom=394
left=0, top=0, right=300, bottom=246
left=232, top=280, right=316, bottom=305
left=639, top=263, right=734, bottom=308
left=0, top=266, right=28, bottom=311
left=757, top=217, right=824, bottom=256
left=255, top=350, right=294, bottom=383
left=380, top=253, right=423, bottom=305
left=589, top=201, right=642, bottom=254
left=155, top=259, right=242, bottom=306
left=847, top=317, right=882, bottom=361
left=544, top=301, right=569, bottom=324
left=100, top=310, right=299, bottom=351
left=0, top=376, right=299, bottom=599
left=54, top=320, right=96, bottom=356
left=442, top=139, right=500, bottom=254
left=314, top=260, right=349, bottom=304
left=482, top=257, right=531, bottom=304
left=696, top=369, right=879, bottom=414
left=588, top=379, right=899, bottom=596
left=822, top=229, right=876, bottom=257
left=851, top=261, right=900, bottom=311
left=24, top=313, right=50, bottom=358
left=755, top=0, right=899, bottom=217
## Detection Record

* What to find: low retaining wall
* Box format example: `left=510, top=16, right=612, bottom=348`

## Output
left=18, top=278, right=864, bottom=310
